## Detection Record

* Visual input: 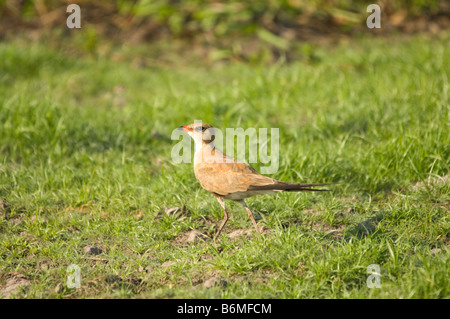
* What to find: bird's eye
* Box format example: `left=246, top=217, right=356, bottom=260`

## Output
left=195, top=126, right=207, bottom=132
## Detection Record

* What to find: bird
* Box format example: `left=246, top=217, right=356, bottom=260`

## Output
left=177, top=122, right=336, bottom=240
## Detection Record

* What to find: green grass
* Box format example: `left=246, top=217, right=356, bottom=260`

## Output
left=0, top=33, right=449, bottom=298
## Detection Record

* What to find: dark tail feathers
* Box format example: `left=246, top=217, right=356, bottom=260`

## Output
left=248, top=182, right=338, bottom=192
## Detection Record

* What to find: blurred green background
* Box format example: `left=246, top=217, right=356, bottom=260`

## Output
left=1, top=0, right=448, bottom=63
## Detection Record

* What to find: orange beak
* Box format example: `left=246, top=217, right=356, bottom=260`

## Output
left=178, top=126, right=192, bottom=132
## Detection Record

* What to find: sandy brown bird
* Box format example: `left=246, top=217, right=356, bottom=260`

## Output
left=178, top=122, right=336, bottom=240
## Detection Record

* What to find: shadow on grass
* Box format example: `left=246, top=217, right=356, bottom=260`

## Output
left=343, top=212, right=386, bottom=240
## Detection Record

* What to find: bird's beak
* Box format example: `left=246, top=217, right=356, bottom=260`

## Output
left=178, top=126, right=193, bottom=132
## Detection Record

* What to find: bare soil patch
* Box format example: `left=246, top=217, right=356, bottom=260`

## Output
left=0, top=272, right=31, bottom=299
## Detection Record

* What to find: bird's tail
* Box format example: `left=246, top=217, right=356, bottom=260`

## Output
left=248, top=182, right=338, bottom=192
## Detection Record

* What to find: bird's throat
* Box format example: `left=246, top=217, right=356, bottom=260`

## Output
left=194, top=141, right=216, bottom=165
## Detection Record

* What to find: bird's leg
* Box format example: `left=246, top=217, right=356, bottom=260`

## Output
left=238, top=200, right=262, bottom=234
left=213, top=195, right=228, bottom=240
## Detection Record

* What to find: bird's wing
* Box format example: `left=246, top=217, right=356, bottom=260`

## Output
left=194, top=147, right=337, bottom=196
left=194, top=161, right=276, bottom=196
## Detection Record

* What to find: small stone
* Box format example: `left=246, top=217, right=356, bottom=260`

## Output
left=228, top=229, right=253, bottom=239
left=346, top=208, right=355, bottom=214
left=163, top=206, right=185, bottom=217
left=55, top=283, right=63, bottom=294
left=431, top=248, right=441, bottom=255
left=83, top=245, right=103, bottom=255
left=31, top=215, right=48, bottom=223
left=186, top=230, right=208, bottom=243
left=161, top=260, right=177, bottom=267
left=0, top=199, right=10, bottom=211
left=202, top=277, right=227, bottom=289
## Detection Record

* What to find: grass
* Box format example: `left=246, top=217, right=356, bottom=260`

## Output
left=0, top=33, right=449, bottom=298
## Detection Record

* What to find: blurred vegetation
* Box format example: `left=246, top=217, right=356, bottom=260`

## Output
left=1, top=0, right=446, bottom=39
left=1, top=0, right=448, bottom=64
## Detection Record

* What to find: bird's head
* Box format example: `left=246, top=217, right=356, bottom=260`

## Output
left=178, top=122, right=216, bottom=144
